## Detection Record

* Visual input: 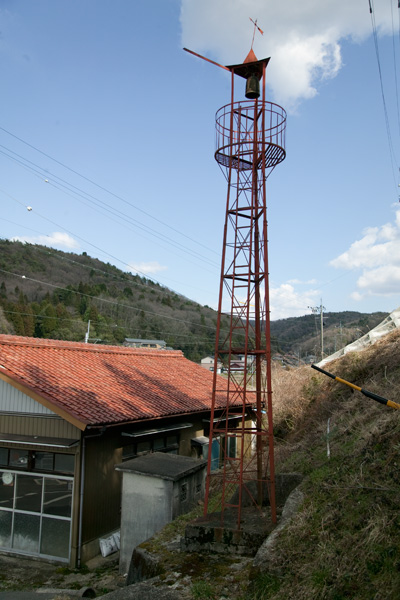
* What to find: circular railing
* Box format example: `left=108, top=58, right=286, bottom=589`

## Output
left=215, top=100, right=286, bottom=171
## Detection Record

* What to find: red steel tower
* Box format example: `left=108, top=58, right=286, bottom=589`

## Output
left=185, top=45, right=286, bottom=528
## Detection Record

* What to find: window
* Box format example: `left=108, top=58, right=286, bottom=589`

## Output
left=122, top=444, right=135, bottom=460
left=35, top=452, right=54, bottom=471
left=0, top=448, right=74, bottom=475
left=9, top=450, right=29, bottom=469
left=153, top=438, right=165, bottom=451
left=0, top=449, right=8, bottom=466
left=122, top=434, right=179, bottom=461
left=137, top=441, right=151, bottom=454
left=0, top=470, right=73, bottom=561
left=180, top=483, right=188, bottom=502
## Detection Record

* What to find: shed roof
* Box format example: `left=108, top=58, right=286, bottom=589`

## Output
left=0, top=335, right=228, bottom=431
left=115, top=452, right=206, bottom=481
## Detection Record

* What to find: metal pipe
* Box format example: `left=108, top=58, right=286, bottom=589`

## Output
left=311, top=364, right=400, bottom=410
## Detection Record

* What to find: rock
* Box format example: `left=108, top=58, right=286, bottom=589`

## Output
left=252, top=487, right=305, bottom=572
left=126, top=547, right=163, bottom=586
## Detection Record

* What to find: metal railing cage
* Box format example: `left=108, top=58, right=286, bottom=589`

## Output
left=215, top=100, right=286, bottom=172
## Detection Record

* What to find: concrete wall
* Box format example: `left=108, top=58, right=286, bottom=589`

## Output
left=119, top=472, right=173, bottom=574
left=118, top=454, right=207, bottom=575
left=171, top=469, right=204, bottom=517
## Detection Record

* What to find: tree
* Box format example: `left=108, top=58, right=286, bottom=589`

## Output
left=36, top=303, right=57, bottom=337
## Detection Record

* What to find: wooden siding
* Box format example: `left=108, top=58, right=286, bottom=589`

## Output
left=178, top=420, right=205, bottom=457
left=81, top=429, right=123, bottom=544
left=0, top=414, right=81, bottom=439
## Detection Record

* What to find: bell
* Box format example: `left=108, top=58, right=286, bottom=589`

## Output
left=245, top=74, right=260, bottom=99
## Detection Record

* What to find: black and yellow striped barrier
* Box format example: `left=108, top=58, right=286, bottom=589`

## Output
left=311, top=364, right=400, bottom=410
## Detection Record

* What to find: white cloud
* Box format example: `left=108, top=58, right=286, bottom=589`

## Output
left=180, top=0, right=392, bottom=110
left=129, top=261, right=168, bottom=276
left=270, top=282, right=319, bottom=320
left=225, top=281, right=319, bottom=320
left=331, top=224, right=400, bottom=271
left=350, top=291, right=363, bottom=302
left=357, top=266, right=400, bottom=295
left=330, top=209, right=400, bottom=300
left=11, top=231, right=79, bottom=250
left=288, top=278, right=317, bottom=285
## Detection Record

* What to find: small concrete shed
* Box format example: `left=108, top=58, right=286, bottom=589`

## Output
left=116, top=453, right=207, bottom=574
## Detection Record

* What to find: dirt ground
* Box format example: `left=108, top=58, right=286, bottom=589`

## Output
left=0, top=552, right=125, bottom=596
left=0, top=548, right=252, bottom=599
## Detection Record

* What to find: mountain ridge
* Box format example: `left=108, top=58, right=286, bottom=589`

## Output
left=0, top=239, right=389, bottom=362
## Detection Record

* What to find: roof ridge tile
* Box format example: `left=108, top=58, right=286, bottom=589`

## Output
left=0, top=335, right=228, bottom=429
left=0, top=334, right=183, bottom=356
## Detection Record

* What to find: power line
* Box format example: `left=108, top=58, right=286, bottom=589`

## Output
left=0, top=126, right=220, bottom=258
left=0, top=308, right=216, bottom=344
left=0, top=267, right=219, bottom=333
left=0, top=233, right=180, bottom=301
left=390, top=0, right=400, bottom=141
left=1, top=186, right=218, bottom=296
left=0, top=145, right=220, bottom=271
left=368, top=0, right=400, bottom=196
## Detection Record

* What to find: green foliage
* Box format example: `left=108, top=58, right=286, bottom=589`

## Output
left=249, top=573, right=281, bottom=598
left=270, top=310, right=387, bottom=359
left=0, top=239, right=388, bottom=363
left=36, top=303, right=57, bottom=336
left=191, top=580, right=217, bottom=599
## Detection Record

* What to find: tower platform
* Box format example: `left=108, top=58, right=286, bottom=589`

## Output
left=181, top=473, right=303, bottom=556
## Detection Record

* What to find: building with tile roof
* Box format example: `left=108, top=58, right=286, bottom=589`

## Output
left=0, top=335, right=235, bottom=566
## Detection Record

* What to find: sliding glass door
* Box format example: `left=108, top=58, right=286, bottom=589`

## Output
left=0, top=470, right=73, bottom=561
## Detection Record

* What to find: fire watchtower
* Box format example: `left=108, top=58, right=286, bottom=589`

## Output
left=185, top=43, right=286, bottom=531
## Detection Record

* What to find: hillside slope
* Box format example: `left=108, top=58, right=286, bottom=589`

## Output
left=253, top=328, right=400, bottom=599
left=0, top=240, right=223, bottom=361
left=270, top=310, right=387, bottom=361
left=0, top=239, right=389, bottom=364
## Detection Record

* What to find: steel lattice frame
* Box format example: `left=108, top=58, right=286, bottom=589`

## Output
left=204, top=61, right=286, bottom=528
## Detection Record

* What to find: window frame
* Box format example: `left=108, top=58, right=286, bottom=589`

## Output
left=0, top=447, right=75, bottom=475
left=122, top=433, right=180, bottom=461
left=0, top=468, right=74, bottom=562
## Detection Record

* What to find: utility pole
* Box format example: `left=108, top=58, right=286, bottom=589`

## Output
left=308, top=300, right=326, bottom=360
left=320, top=301, right=324, bottom=359
left=85, top=320, right=91, bottom=344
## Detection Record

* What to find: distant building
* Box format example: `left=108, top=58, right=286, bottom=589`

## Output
left=229, top=354, right=255, bottom=371
left=200, top=356, right=223, bottom=373
left=123, top=338, right=166, bottom=349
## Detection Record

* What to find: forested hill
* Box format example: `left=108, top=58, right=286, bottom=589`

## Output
left=0, top=239, right=389, bottom=363
left=270, top=310, right=388, bottom=362
left=0, top=240, right=219, bottom=361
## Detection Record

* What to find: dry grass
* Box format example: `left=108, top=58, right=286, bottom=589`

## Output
left=271, top=362, right=316, bottom=431
left=248, top=329, right=400, bottom=599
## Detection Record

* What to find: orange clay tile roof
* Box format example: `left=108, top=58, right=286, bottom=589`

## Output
left=0, top=335, right=228, bottom=429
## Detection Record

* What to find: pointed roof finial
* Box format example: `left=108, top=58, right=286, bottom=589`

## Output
left=249, top=17, right=264, bottom=50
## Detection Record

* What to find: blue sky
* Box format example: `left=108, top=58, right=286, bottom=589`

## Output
left=1, top=0, right=400, bottom=321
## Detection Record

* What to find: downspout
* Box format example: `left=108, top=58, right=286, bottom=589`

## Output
left=77, top=427, right=107, bottom=568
